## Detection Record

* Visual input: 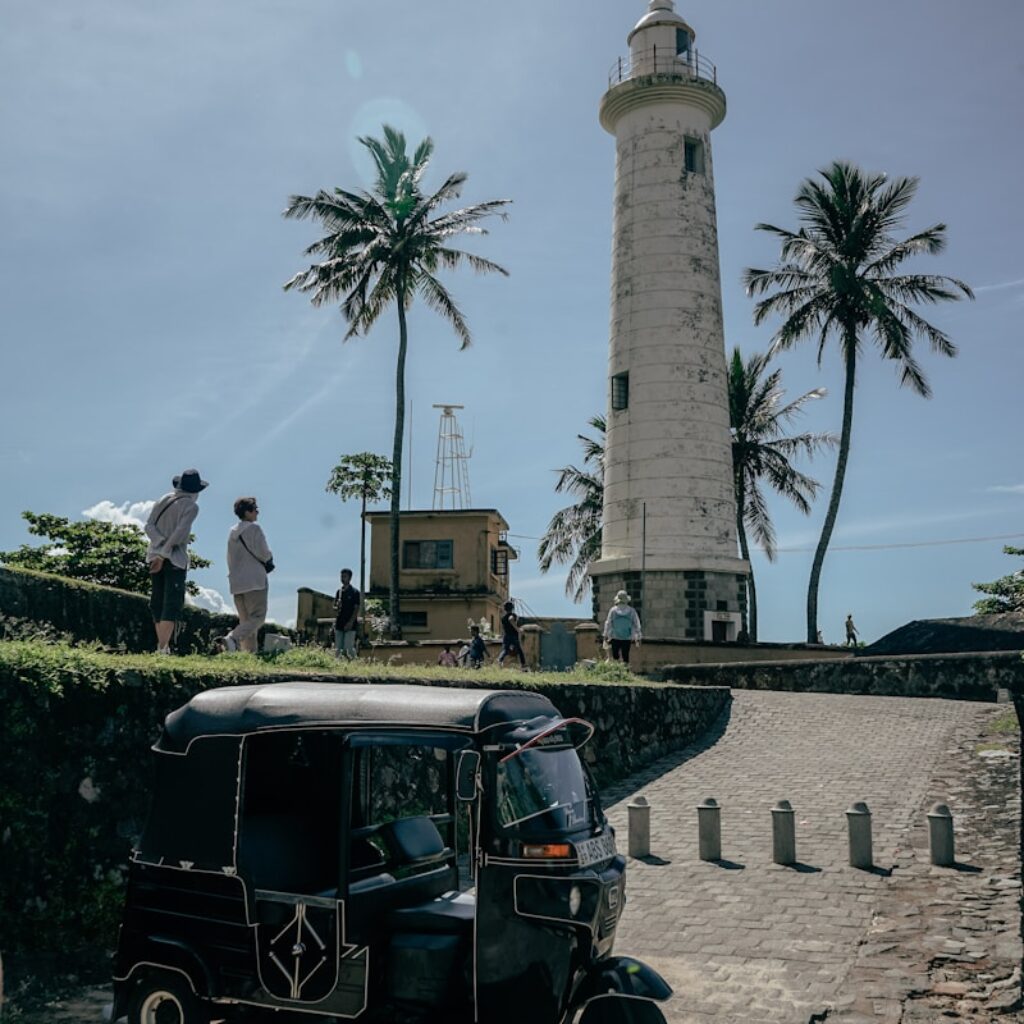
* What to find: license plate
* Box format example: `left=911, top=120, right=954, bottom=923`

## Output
left=574, top=833, right=616, bottom=867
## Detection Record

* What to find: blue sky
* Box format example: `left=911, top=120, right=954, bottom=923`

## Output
left=1, top=0, right=1021, bottom=643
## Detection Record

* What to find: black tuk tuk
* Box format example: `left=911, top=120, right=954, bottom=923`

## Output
left=112, top=682, right=671, bottom=1023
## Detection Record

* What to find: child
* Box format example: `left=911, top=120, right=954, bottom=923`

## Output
left=461, top=625, right=489, bottom=669
left=437, top=644, right=458, bottom=668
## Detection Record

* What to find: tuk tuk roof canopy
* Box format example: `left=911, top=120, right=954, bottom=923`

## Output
left=160, top=681, right=561, bottom=751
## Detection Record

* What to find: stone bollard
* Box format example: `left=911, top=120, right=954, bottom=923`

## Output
left=845, top=801, right=873, bottom=869
left=697, top=798, right=721, bottom=861
left=628, top=795, right=651, bottom=858
left=771, top=800, right=796, bottom=865
left=927, top=803, right=955, bottom=866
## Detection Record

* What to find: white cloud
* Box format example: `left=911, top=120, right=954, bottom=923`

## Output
left=987, top=483, right=1024, bottom=495
left=187, top=586, right=234, bottom=615
left=974, top=276, right=1024, bottom=293
left=83, top=499, right=154, bottom=530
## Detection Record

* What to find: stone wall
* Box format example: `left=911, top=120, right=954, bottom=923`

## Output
left=0, top=643, right=729, bottom=955
left=0, top=566, right=294, bottom=653
left=658, top=650, right=1024, bottom=702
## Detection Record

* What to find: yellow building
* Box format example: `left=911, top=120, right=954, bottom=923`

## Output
left=365, top=508, right=517, bottom=640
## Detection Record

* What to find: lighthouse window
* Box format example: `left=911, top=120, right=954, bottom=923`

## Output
left=684, top=137, right=705, bottom=175
left=611, top=372, right=629, bottom=411
left=676, top=29, right=691, bottom=57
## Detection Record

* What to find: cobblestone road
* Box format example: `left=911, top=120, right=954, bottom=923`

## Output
left=603, top=690, right=1022, bottom=1024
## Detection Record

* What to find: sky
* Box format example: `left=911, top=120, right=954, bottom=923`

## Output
left=1, top=0, right=1022, bottom=644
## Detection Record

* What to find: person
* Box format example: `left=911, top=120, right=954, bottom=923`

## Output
left=603, top=590, right=642, bottom=666
left=845, top=614, right=859, bottom=646
left=437, top=644, right=458, bottom=668
left=461, top=625, right=489, bottom=669
left=144, top=468, right=207, bottom=654
left=217, top=497, right=273, bottom=653
left=334, top=568, right=360, bottom=659
left=497, top=600, right=526, bottom=669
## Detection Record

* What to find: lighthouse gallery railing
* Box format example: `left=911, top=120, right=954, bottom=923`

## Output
left=608, top=47, right=718, bottom=88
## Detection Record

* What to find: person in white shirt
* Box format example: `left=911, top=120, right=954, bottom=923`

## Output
left=603, top=590, right=642, bottom=667
left=144, top=469, right=207, bottom=654
left=217, top=496, right=274, bottom=653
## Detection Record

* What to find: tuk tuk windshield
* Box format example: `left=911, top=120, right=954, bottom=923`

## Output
left=496, top=745, right=595, bottom=834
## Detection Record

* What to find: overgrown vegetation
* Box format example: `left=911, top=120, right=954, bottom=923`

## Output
left=972, top=545, right=1024, bottom=614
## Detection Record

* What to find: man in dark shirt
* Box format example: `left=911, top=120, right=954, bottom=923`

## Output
left=497, top=600, right=526, bottom=669
left=334, top=568, right=360, bottom=660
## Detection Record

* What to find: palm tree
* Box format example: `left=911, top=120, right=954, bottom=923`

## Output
left=744, top=161, right=972, bottom=642
left=538, top=415, right=605, bottom=603
left=284, top=126, right=510, bottom=636
left=325, top=452, right=393, bottom=638
left=728, top=347, right=835, bottom=641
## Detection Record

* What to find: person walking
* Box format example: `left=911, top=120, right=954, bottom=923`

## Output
left=497, top=601, right=527, bottom=669
left=217, top=496, right=274, bottom=653
left=845, top=614, right=859, bottom=646
left=334, top=568, right=360, bottom=659
left=144, top=468, right=207, bottom=654
left=460, top=625, right=489, bottom=669
left=603, top=590, right=642, bottom=667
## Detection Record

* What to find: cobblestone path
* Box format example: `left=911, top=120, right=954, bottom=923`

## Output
left=603, top=690, right=1022, bottom=1024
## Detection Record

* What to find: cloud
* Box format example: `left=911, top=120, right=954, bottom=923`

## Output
left=83, top=499, right=154, bottom=530
left=974, top=276, right=1024, bottom=293
left=987, top=483, right=1024, bottom=495
left=187, top=586, right=233, bottom=615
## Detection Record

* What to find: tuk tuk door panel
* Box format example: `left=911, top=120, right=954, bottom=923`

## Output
left=254, top=892, right=342, bottom=1004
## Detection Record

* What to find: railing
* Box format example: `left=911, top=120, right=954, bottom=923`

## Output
left=608, top=46, right=718, bottom=87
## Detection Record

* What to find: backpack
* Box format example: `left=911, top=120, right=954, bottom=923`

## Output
left=610, top=609, right=635, bottom=640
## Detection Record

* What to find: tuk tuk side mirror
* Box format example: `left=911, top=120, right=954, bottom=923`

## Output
left=455, top=750, right=480, bottom=801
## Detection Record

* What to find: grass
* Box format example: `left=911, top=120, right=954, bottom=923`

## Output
left=0, top=636, right=667, bottom=688
left=989, top=709, right=1019, bottom=735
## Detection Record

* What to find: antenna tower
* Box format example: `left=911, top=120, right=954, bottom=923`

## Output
left=432, top=404, right=472, bottom=510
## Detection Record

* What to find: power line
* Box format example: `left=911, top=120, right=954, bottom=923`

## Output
left=505, top=530, right=1024, bottom=553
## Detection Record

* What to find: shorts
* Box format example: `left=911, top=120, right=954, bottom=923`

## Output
left=150, top=563, right=187, bottom=622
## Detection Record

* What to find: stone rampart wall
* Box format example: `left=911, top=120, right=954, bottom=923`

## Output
left=658, top=650, right=1024, bottom=702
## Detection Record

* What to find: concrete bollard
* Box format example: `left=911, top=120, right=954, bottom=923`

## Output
left=697, top=798, right=721, bottom=861
left=628, top=795, right=650, bottom=858
left=771, top=800, right=796, bottom=865
left=845, top=801, right=873, bottom=869
left=927, top=803, right=955, bottom=866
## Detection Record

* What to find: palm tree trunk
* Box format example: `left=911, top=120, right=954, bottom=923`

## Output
left=735, top=472, right=757, bottom=642
left=806, top=333, right=857, bottom=643
left=389, top=277, right=408, bottom=640
left=359, top=490, right=367, bottom=645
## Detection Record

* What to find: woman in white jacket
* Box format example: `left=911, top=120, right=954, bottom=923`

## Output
left=603, top=590, right=642, bottom=667
left=217, top=496, right=274, bottom=653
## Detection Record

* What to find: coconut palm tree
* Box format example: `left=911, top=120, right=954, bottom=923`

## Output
left=538, top=415, right=605, bottom=603
left=744, top=161, right=972, bottom=642
left=284, top=126, right=510, bottom=636
left=728, top=347, right=835, bottom=641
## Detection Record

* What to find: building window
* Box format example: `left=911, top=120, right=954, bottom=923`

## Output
left=491, top=548, right=509, bottom=576
left=611, top=372, right=629, bottom=411
left=403, top=540, right=453, bottom=569
left=676, top=28, right=691, bottom=57
left=399, top=611, right=428, bottom=628
left=684, top=137, right=705, bottom=174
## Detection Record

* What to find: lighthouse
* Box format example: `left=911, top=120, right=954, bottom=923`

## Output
left=589, top=0, right=749, bottom=642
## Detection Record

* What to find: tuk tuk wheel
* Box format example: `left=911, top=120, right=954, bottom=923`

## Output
left=128, top=972, right=210, bottom=1024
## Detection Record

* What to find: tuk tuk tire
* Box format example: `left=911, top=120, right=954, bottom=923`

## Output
left=577, top=995, right=667, bottom=1024
left=127, top=971, right=210, bottom=1024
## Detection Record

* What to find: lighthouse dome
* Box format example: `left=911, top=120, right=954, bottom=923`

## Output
left=628, top=0, right=695, bottom=44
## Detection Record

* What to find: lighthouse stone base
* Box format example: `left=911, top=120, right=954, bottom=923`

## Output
left=593, top=568, right=747, bottom=642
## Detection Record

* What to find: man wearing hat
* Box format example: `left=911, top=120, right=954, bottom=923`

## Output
left=144, top=468, right=208, bottom=654
left=603, top=590, right=643, bottom=667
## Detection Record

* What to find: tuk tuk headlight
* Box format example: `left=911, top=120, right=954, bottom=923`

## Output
left=568, top=885, right=582, bottom=917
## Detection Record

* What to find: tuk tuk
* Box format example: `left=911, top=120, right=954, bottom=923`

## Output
left=112, top=682, right=671, bottom=1023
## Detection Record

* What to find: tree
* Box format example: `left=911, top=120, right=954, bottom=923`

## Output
left=538, top=415, right=605, bottom=603
left=284, top=126, right=510, bottom=637
left=744, top=161, right=973, bottom=642
left=972, top=546, right=1024, bottom=614
left=0, top=511, right=211, bottom=596
left=728, top=347, right=835, bottom=641
left=325, top=452, right=393, bottom=633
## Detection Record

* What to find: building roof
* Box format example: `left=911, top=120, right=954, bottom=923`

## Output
left=160, top=681, right=558, bottom=749
left=863, top=613, right=1024, bottom=656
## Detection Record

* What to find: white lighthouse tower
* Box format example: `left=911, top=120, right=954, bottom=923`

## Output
left=589, top=0, right=749, bottom=642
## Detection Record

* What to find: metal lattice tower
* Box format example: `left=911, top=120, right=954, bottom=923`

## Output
left=431, top=404, right=472, bottom=510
